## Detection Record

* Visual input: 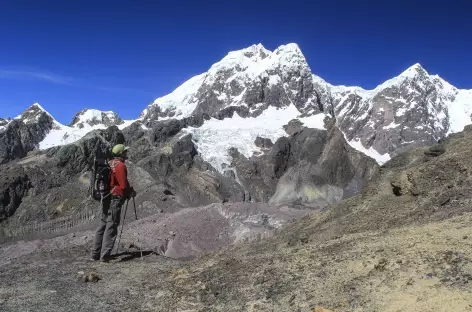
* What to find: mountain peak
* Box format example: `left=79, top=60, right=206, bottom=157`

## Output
left=274, top=43, right=301, bottom=55
left=399, top=63, right=429, bottom=79
left=14, top=102, right=54, bottom=125
left=30, top=102, right=47, bottom=112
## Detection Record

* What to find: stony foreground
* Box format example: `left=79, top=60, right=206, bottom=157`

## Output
left=1, top=211, right=472, bottom=311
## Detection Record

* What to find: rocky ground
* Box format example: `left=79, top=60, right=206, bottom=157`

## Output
left=2, top=127, right=472, bottom=311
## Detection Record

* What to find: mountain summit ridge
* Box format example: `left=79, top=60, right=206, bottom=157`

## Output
left=1, top=43, right=471, bottom=165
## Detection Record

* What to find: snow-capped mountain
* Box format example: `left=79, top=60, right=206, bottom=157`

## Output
left=39, top=108, right=131, bottom=150
left=0, top=104, right=131, bottom=162
left=14, top=103, right=53, bottom=125
left=141, top=43, right=318, bottom=122
left=0, top=103, right=56, bottom=164
left=141, top=43, right=472, bottom=165
left=2, top=43, right=471, bottom=167
left=140, top=43, right=326, bottom=170
left=0, top=118, right=11, bottom=131
left=70, top=109, right=123, bottom=129
left=312, top=63, right=472, bottom=159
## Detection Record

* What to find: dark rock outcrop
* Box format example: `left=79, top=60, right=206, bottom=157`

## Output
left=254, top=137, right=273, bottom=149
left=0, top=167, right=30, bottom=220
left=0, top=112, right=54, bottom=164
left=139, top=134, right=245, bottom=207
left=231, top=119, right=379, bottom=207
left=424, top=144, right=446, bottom=157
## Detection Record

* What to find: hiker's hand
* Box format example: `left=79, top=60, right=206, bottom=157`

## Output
left=129, top=189, right=137, bottom=198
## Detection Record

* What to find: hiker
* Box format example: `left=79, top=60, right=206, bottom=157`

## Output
left=91, top=144, right=136, bottom=262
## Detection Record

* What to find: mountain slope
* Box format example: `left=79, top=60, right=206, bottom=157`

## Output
left=2, top=124, right=472, bottom=312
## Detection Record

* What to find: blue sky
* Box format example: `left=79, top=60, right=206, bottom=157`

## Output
left=0, top=0, right=470, bottom=124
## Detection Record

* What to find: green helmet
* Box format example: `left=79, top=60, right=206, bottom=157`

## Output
left=111, top=144, right=129, bottom=156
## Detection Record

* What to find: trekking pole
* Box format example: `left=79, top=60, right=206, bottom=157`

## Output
left=115, top=199, right=129, bottom=255
left=132, top=197, right=143, bottom=260
left=132, top=196, right=138, bottom=220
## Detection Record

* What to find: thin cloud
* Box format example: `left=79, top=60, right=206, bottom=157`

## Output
left=0, top=69, right=73, bottom=85
left=0, top=69, right=155, bottom=96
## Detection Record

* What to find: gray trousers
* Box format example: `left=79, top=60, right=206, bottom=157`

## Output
left=92, top=196, right=125, bottom=259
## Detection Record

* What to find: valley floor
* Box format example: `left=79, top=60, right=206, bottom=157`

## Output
left=1, top=210, right=471, bottom=312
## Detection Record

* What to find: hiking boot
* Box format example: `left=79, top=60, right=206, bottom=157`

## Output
left=99, top=256, right=115, bottom=263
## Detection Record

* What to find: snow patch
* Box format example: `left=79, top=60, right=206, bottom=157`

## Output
left=147, top=73, right=206, bottom=120
left=183, top=105, right=324, bottom=172
left=117, top=119, right=138, bottom=130
left=268, top=75, right=281, bottom=86
left=39, top=122, right=108, bottom=150
left=298, top=113, right=326, bottom=129
left=447, top=89, right=472, bottom=134
left=71, top=109, right=118, bottom=128
left=383, top=122, right=399, bottom=129
left=396, top=107, right=408, bottom=116
left=347, top=138, right=391, bottom=164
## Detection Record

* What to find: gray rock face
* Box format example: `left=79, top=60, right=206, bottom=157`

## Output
left=0, top=105, right=55, bottom=164
left=138, top=133, right=245, bottom=207
left=0, top=124, right=132, bottom=228
left=69, top=109, right=123, bottom=129
left=231, top=118, right=379, bottom=207
left=0, top=167, right=30, bottom=221
left=254, top=137, right=273, bottom=149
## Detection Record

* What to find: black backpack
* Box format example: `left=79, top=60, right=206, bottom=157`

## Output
left=90, top=157, right=111, bottom=201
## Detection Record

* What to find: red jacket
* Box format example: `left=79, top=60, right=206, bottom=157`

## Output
left=108, top=158, right=131, bottom=198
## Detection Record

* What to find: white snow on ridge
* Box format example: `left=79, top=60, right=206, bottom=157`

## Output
left=39, top=122, right=107, bottom=150
left=346, top=138, right=391, bottom=165
left=145, top=73, right=207, bottom=120
left=71, top=108, right=121, bottom=128
left=183, top=105, right=326, bottom=172
left=117, top=119, right=138, bottom=130
left=73, top=109, right=102, bottom=126
left=39, top=118, right=139, bottom=150
left=446, top=89, right=472, bottom=134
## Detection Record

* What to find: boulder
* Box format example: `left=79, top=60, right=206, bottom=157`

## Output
left=254, top=136, right=274, bottom=149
